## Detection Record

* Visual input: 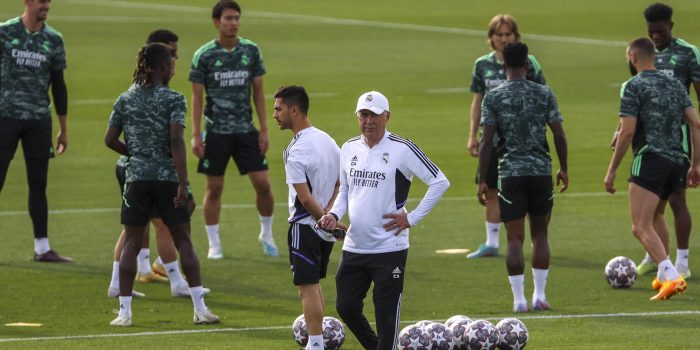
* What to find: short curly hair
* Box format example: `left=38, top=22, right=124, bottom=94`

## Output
left=644, top=3, right=672, bottom=23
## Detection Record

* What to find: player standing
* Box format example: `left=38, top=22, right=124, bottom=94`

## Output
left=190, top=0, right=278, bottom=259
left=478, top=42, right=568, bottom=312
left=604, top=37, right=700, bottom=301
left=466, top=14, right=546, bottom=259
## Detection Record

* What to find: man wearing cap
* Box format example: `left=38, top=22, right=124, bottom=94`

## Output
left=318, top=91, right=450, bottom=350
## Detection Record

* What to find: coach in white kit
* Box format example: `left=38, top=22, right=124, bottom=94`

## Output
left=318, top=91, right=450, bottom=350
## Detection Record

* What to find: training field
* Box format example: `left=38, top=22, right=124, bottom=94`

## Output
left=1, top=0, right=700, bottom=348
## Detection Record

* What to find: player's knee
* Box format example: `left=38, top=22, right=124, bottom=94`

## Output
left=254, top=181, right=272, bottom=196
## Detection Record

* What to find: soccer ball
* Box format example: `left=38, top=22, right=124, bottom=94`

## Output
left=496, top=318, right=528, bottom=350
left=464, top=320, right=498, bottom=350
left=415, top=320, right=436, bottom=329
left=424, top=322, right=455, bottom=350
left=292, top=314, right=308, bottom=347
left=322, top=316, right=345, bottom=350
left=445, top=315, right=471, bottom=329
left=449, top=318, right=473, bottom=350
left=398, top=324, right=431, bottom=350
left=604, top=256, right=637, bottom=288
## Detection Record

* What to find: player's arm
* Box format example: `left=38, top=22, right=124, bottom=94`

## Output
left=252, top=75, right=268, bottom=154
left=683, top=107, right=700, bottom=186
left=604, top=116, right=636, bottom=193
left=548, top=121, right=569, bottom=192
left=693, top=81, right=700, bottom=106
left=324, top=179, right=340, bottom=213
left=51, top=69, right=68, bottom=154
left=467, top=93, right=483, bottom=157
left=292, top=183, right=326, bottom=221
left=610, top=121, right=622, bottom=150
left=477, top=124, right=496, bottom=205
left=104, top=127, right=127, bottom=155
left=170, top=122, right=188, bottom=207
left=190, top=82, right=205, bottom=159
left=319, top=164, right=348, bottom=231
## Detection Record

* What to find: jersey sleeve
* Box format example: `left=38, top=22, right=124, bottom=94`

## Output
left=189, top=51, right=208, bottom=84
left=481, top=93, right=497, bottom=126
left=285, top=144, right=309, bottom=185
left=252, top=46, right=266, bottom=77
left=619, top=79, right=639, bottom=118
left=397, top=140, right=446, bottom=185
left=51, top=35, right=67, bottom=71
left=527, top=55, right=546, bottom=85
left=686, top=44, right=700, bottom=83
left=470, top=60, right=485, bottom=93
left=108, top=97, right=124, bottom=129
left=170, top=94, right=187, bottom=127
left=546, top=88, right=563, bottom=123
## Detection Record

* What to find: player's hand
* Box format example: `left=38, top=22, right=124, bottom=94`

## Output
left=383, top=212, right=410, bottom=235
left=604, top=170, right=616, bottom=194
left=609, top=131, right=619, bottom=151
left=467, top=136, right=479, bottom=157
left=174, top=182, right=187, bottom=207
left=556, top=169, right=569, bottom=192
left=687, top=165, right=700, bottom=188
left=56, top=130, right=67, bottom=155
left=258, top=130, right=269, bottom=154
left=191, top=137, right=205, bottom=159
left=477, top=182, right=489, bottom=206
left=317, top=214, right=337, bottom=231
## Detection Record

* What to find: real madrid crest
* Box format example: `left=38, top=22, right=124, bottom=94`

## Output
left=366, top=94, right=373, bottom=102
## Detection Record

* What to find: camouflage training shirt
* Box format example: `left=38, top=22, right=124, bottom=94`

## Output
left=482, top=79, right=563, bottom=178
left=189, top=38, right=265, bottom=135
left=108, top=85, right=186, bottom=183
left=0, top=17, right=66, bottom=120
left=619, top=70, right=692, bottom=165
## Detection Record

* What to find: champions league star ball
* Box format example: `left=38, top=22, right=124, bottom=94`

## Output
left=292, top=314, right=308, bottom=347
left=415, top=320, right=436, bottom=329
left=464, top=320, right=498, bottom=350
left=449, top=318, right=473, bottom=350
left=322, top=316, right=345, bottom=350
left=398, top=324, right=431, bottom=350
left=445, top=315, right=472, bottom=329
left=496, top=318, right=529, bottom=350
left=605, top=256, right=637, bottom=288
left=424, top=323, right=456, bottom=350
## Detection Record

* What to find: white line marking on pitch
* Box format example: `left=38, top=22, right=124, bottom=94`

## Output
left=0, top=192, right=629, bottom=217
left=1, top=310, right=698, bottom=343
left=70, top=92, right=338, bottom=106
left=62, top=0, right=628, bottom=47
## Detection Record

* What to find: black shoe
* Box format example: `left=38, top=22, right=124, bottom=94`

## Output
left=34, top=250, right=73, bottom=263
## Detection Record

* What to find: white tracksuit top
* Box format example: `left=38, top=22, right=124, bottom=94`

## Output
left=330, top=131, right=450, bottom=254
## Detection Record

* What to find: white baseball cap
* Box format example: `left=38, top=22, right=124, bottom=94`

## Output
left=355, top=91, right=390, bottom=114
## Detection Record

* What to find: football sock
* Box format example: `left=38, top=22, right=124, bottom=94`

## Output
left=532, top=268, right=549, bottom=302
left=656, top=267, right=666, bottom=282
left=675, top=249, right=689, bottom=268
left=508, top=274, right=526, bottom=306
left=118, top=296, right=132, bottom=317
left=641, top=253, right=654, bottom=265
left=260, top=215, right=273, bottom=239
left=306, top=335, right=324, bottom=350
left=658, top=259, right=680, bottom=281
left=34, top=237, right=50, bottom=255
left=110, top=261, right=120, bottom=289
left=164, top=260, right=187, bottom=287
left=137, top=248, right=152, bottom=275
left=206, top=224, right=221, bottom=247
left=485, top=222, right=500, bottom=248
left=190, top=286, right=207, bottom=314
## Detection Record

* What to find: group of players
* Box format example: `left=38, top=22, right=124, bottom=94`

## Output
left=1, top=0, right=699, bottom=349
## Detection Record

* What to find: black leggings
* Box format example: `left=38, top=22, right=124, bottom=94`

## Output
left=0, top=156, right=49, bottom=238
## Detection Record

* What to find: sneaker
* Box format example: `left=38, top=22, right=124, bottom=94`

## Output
left=258, top=234, right=279, bottom=257
left=207, top=245, right=223, bottom=260
left=466, top=244, right=499, bottom=259
left=33, top=250, right=73, bottom=263
left=136, top=272, right=168, bottom=283
left=676, top=265, right=691, bottom=279
left=171, top=284, right=211, bottom=298
left=636, top=260, right=657, bottom=275
left=532, top=299, right=550, bottom=311
left=110, top=314, right=132, bottom=327
left=152, top=260, right=167, bottom=277
left=650, top=277, right=687, bottom=301
left=651, top=277, right=662, bottom=291
left=193, top=309, right=220, bottom=324
left=513, top=303, right=529, bottom=313
left=107, top=287, right=146, bottom=298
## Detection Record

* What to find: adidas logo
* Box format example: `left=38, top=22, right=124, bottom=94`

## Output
left=392, top=267, right=401, bottom=278
left=169, top=269, right=175, bottom=273
left=312, top=342, right=321, bottom=346
left=351, top=155, right=358, bottom=166
left=214, top=59, right=223, bottom=67
left=393, top=267, right=401, bottom=274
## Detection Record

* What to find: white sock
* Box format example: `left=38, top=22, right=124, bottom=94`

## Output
left=118, top=296, right=132, bottom=318
left=259, top=215, right=273, bottom=239
left=656, top=267, right=666, bottom=282
left=110, top=261, right=120, bottom=289
left=659, top=259, right=680, bottom=281
left=190, top=286, right=207, bottom=314
left=485, top=222, right=500, bottom=248
left=306, top=335, right=324, bottom=350
left=532, top=268, right=549, bottom=302
left=508, top=275, right=526, bottom=306
left=164, top=260, right=187, bottom=288
left=34, top=238, right=50, bottom=255
left=206, top=225, right=221, bottom=247
left=641, top=253, right=654, bottom=265
left=137, top=248, right=151, bottom=275
left=675, top=249, right=689, bottom=268
left=156, top=256, right=164, bottom=265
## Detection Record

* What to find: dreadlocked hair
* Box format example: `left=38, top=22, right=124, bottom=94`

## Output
left=132, top=42, right=172, bottom=87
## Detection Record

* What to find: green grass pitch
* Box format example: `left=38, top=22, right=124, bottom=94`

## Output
left=1, top=0, right=699, bottom=348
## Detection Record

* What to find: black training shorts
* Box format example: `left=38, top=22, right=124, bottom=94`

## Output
left=629, top=152, right=687, bottom=200
left=498, top=175, right=554, bottom=222
left=121, top=181, right=190, bottom=226
left=288, top=223, right=334, bottom=285
left=0, top=118, right=54, bottom=160
left=197, top=131, right=269, bottom=176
